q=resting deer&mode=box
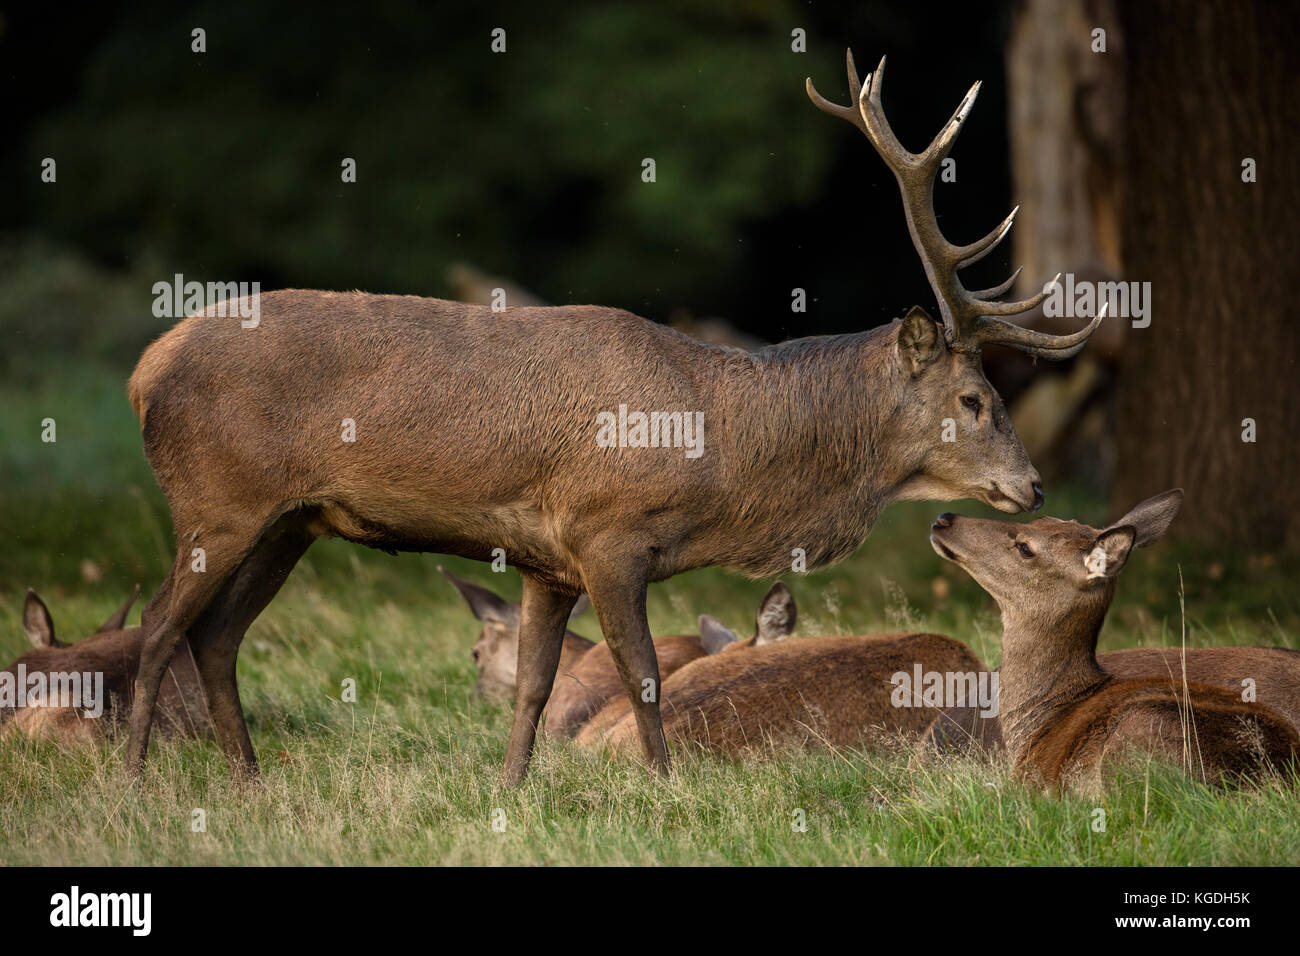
[124,50,1100,783]
[2,588,211,743]
[545,581,797,738]
[438,567,595,703]
[920,641,1300,758]
[441,567,795,737]
[575,621,991,758]
[928,491,1298,790]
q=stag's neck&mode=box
[712,325,917,573]
[996,601,1111,761]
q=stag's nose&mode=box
[1031,482,1044,511]
[932,513,955,530]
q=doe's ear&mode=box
[1111,489,1183,547]
[96,583,141,633]
[755,581,797,644]
[1084,526,1136,582]
[437,566,519,625]
[698,615,740,655]
[897,306,944,375]
[24,589,63,648]
[569,593,591,620]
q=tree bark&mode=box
[1007,0,1122,304]
[1112,0,1300,549]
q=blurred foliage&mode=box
[2,0,1015,346]
[21,2,834,310]
[0,237,167,381]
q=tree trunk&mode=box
[1112,0,1300,549]
[999,0,1125,492]
[1006,0,1122,305]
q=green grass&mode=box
[1,363,1298,866]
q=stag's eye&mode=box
[1016,541,1034,558]
[960,394,982,412]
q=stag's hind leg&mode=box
[186,518,316,780]
[127,521,271,778]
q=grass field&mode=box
[2,362,1298,866]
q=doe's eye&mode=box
[960,394,982,411]
[1016,541,1034,558]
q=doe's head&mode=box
[928,490,1184,616]
[2,586,141,742]
[439,567,589,701]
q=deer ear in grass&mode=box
[96,583,142,633]
[755,582,797,645]
[24,589,63,648]
[569,593,591,620]
[697,615,739,655]
[437,566,519,626]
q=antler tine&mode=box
[956,206,1018,268]
[845,48,863,100]
[805,48,869,135]
[976,299,1109,357]
[923,79,982,167]
[973,272,1060,316]
[857,55,973,339]
[858,55,922,171]
[970,267,1022,301]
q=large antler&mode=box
[806,50,1104,359]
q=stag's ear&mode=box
[698,615,739,654]
[437,566,519,625]
[755,581,797,644]
[24,589,62,648]
[1084,526,1136,582]
[569,593,591,620]
[897,306,944,375]
[96,583,141,633]
[1110,489,1183,548]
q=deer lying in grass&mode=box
[575,615,991,758]
[441,567,796,737]
[1,588,211,743]
[928,490,1298,790]
[920,644,1300,758]
[438,568,595,704]
[124,50,1101,783]
[546,581,797,738]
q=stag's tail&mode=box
[127,326,190,430]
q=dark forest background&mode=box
[0,1,1018,352]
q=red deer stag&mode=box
[124,50,1100,783]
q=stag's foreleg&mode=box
[578,554,669,775]
[499,574,580,786]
